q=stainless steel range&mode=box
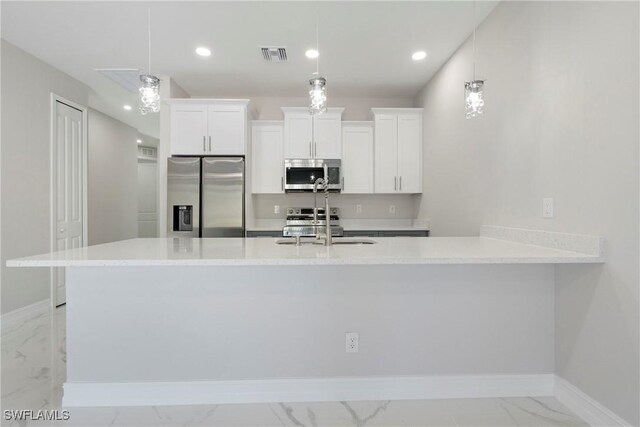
[282,207,344,237]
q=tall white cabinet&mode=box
[372,108,423,194]
[169,99,250,156]
[342,122,374,193]
[281,107,344,159]
[251,121,284,194]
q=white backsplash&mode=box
[253,194,419,220]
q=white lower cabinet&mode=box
[251,121,284,194]
[342,122,374,194]
[372,108,423,194]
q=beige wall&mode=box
[247,96,414,121]
[0,40,89,314]
[414,2,639,423]
[87,109,138,245]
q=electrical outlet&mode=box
[356,204,362,214]
[389,205,396,214]
[274,205,280,214]
[345,332,359,353]
[542,198,553,218]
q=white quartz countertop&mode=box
[247,219,431,232]
[8,236,604,267]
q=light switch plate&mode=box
[356,204,362,214]
[274,205,280,214]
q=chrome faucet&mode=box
[313,164,332,246]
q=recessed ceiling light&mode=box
[412,51,427,61]
[136,139,142,144]
[123,105,132,111]
[195,47,211,57]
[305,49,319,59]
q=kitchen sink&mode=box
[275,238,377,245]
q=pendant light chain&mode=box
[472,0,476,81]
[139,7,160,115]
[316,15,319,76]
[148,8,151,75]
[464,0,485,119]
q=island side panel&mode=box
[65,264,553,385]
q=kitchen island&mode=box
[8,226,604,407]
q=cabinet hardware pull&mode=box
[281,177,284,191]
[309,141,312,157]
[399,176,402,191]
[208,136,212,152]
[203,136,206,152]
[314,141,317,158]
[394,176,397,191]
[341,177,344,189]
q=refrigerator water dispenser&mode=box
[173,205,193,232]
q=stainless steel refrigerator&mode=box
[167,157,245,238]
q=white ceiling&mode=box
[1,1,498,138]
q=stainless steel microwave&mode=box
[284,159,341,192]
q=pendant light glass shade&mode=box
[309,76,327,115]
[464,79,484,119]
[139,74,160,115]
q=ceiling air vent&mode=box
[260,46,288,62]
[95,68,140,93]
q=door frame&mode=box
[49,93,88,308]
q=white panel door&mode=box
[342,124,374,193]
[397,114,422,193]
[284,113,313,159]
[137,162,158,237]
[208,105,245,155]
[53,101,84,305]
[313,114,342,159]
[170,104,208,155]
[374,115,398,193]
[251,123,284,193]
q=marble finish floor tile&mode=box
[1,306,588,427]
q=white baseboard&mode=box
[1,299,51,335]
[63,373,554,407]
[554,376,631,427]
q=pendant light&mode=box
[464,0,485,119]
[139,9,160,115]
[309,17,327,115]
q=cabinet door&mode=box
[284,113,313,159]
[374,115,398,193]
[342,124,373,193]
[397,114,422,193]
[251,123,284,193]
[313,114,342,159]
[170,104,208,155]
[207,105,245,155]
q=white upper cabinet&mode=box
[283,111,313,158]
[342,122,374,194]
[313,114,342,158]
[282,107,344,159]
[169,100,249,156]
[251,121,284,194]
[372,108,423,194]
[170,104,208,155]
